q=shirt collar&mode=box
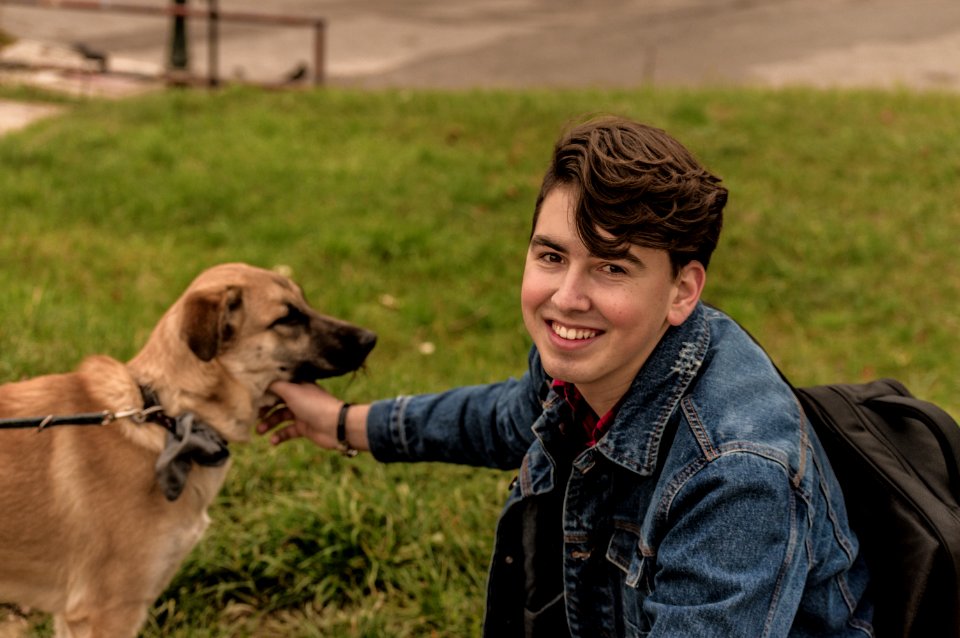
[552,379,623,447]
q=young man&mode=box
[259,116,874,636]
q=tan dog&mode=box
[0,263,376,637]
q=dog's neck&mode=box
[128,343,258,443]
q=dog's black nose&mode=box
[356,329,377,356]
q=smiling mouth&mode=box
[550,321,599,341]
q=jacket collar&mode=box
[591,302,710,476]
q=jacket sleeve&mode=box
[365,347,549,469]
[641,452,812,637]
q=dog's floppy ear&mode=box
[181,286,243,362]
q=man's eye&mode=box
[601,263,628,275]
[539,252,563,264]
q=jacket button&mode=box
[504,555,515,565]
[574,454,595,475]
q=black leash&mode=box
[0,384,230,502]
[0,385,171,433]
[0,411,115,430]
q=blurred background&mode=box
[1,0,959,92]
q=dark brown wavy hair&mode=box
[533,116,728,273]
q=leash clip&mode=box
[107,405,165,425]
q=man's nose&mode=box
[552,269,591,312]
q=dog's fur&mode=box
[0,263,376,637]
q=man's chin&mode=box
[539,354,582,385]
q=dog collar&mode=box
[138,385,180,434]
[139,385,231,501]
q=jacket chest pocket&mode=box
[606,528,655,637]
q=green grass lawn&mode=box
[1,86,958,636]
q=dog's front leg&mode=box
[53,602,149,638]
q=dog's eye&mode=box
[270,306,308,329]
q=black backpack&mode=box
[724,307,960,636]
[791,379,960,637]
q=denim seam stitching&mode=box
[392,395,412,457]
[681,396,718,461]
[761,485,799,637]
[810,446,857,561]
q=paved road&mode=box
[2,0,960,90]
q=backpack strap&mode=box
[866,394,960,496]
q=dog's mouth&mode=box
[290,361,357,383]
[289,329,378,383]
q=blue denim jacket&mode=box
[367,303,874,637]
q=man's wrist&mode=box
[336,402,358,457]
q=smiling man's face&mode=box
[520,185,703,415]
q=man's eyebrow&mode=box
[613,249,646,267]
[529,235,567,253]
[531,234,647,267]
[530,235,647,268]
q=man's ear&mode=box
[667,261,706,327]
[181,286,243,361]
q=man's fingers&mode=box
[268,424,299,445]
[257,404,294,435]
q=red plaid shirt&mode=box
[552,379,622,447]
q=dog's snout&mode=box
[292,321,377,383]
[333,325,376,364]
[355,328,377,355]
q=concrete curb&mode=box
[0,39,164,135]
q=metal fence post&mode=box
[3,0,326,86]
[169,0,189,72]
[207,0,218,86]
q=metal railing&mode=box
[0,0,326,86]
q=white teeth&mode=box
[552,322,597,340]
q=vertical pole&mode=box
[207,0,219,86]
[313,20,325,85]
[169,0,189,74]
